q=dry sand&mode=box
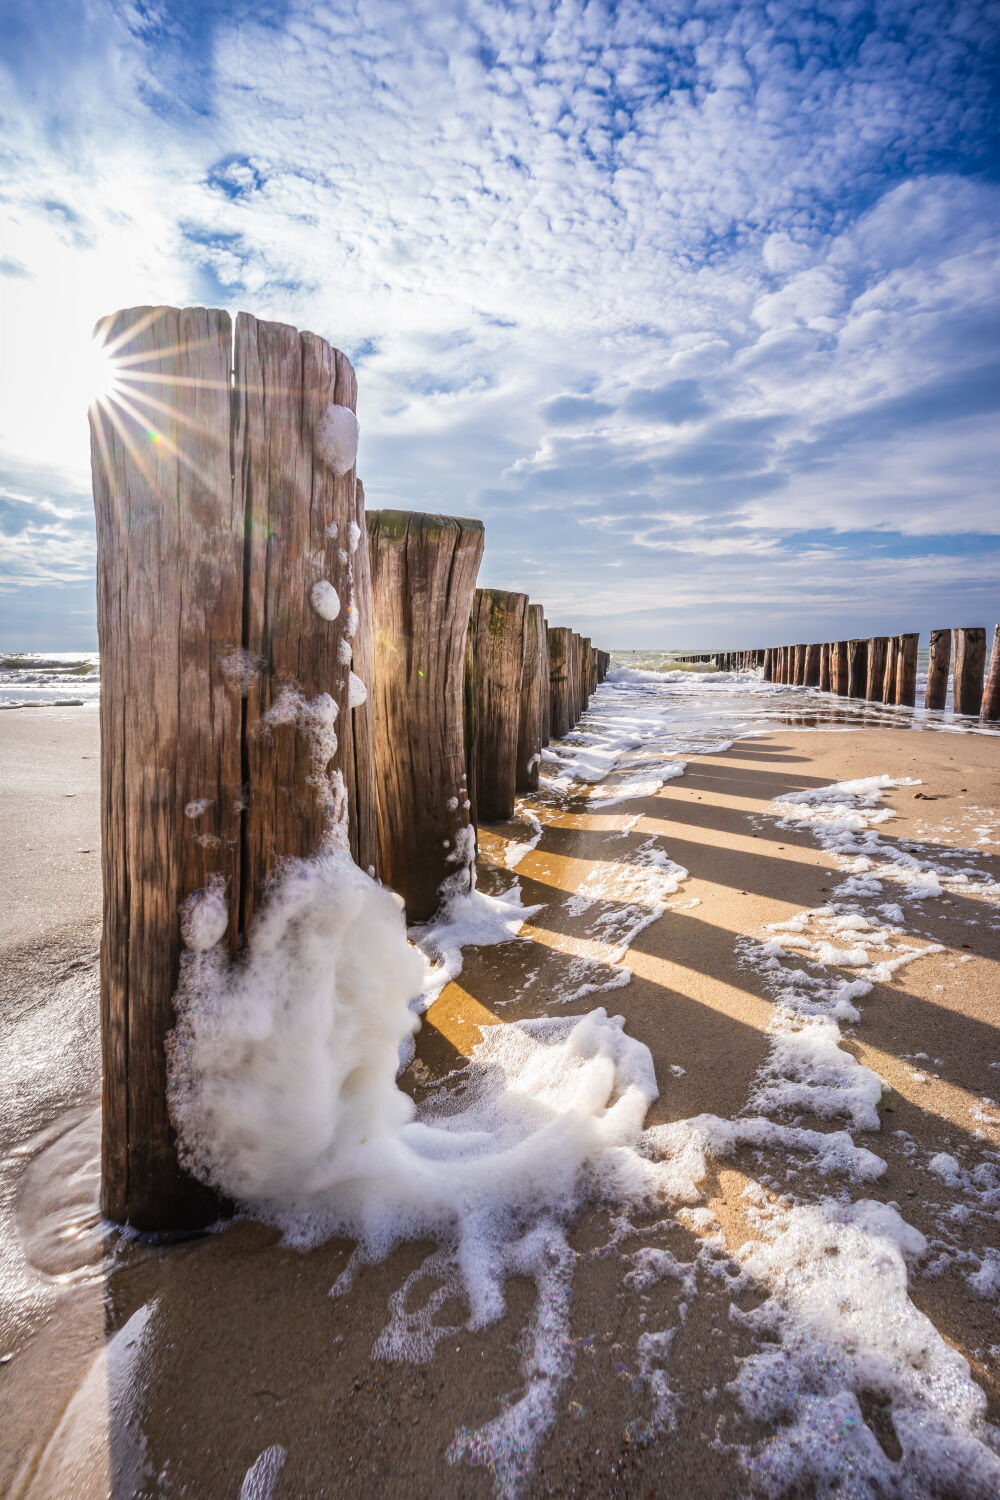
[1,709,998,1498]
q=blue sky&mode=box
[1,0,999,648]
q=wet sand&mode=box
[1,709,998,1498]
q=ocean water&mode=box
[606,649,997,746]
[1,647,994,737]
[0,652,100,709]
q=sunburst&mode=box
[88,310,232,496]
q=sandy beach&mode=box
[1,704,998,1498]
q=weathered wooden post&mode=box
[470,588,528,819]
[762,647,773,682]
[833,641,849,696]
[580,636,592,709]
[804,643,820,687]
[367,510,484,919]
[569,632,582,726]
[517,604,546,793]
[981,626,1000,722]
[846,639,868,698]
[91,305,374,1231]
[540,620,552,744]
[925,629,951,711]
[865,637,888,703]
[818,642,830,692]
[895,632,919,709]
[549,627,572,739]
[953,627,986,716]
[882,636,899,704]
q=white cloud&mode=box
[0,0,998,645]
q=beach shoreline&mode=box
[1,706,998,1498]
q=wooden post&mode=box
[981,625,1000,722]
[925,629,951,711]
[804,643,820,687]
[953,627,986,716]
[367,509,484,920]
[818,642,830,692]
[846,639,868,698]
[517,604,546,793]
[882,635,899,704]
[540,620,552,744]
[865,637,888,703]
[762,647,773,682]
[580,636,592,709]
[895,632,919,709]
[91,305,374,1231]
[549,627,572,739]
[470,588,528,820]
[832,641,849,696]
[568,632,582,726]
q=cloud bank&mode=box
[1,0,998,646]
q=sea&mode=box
[0,646,995,744]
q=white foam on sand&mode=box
[167,726,1000,1497]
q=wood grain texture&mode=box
[832,641,849,696]
[470,589,528,821]
[804,643,820,688]
[980,625,1000,723]
[366,509,484,919]
[895,632,919,709]
[865,637,888,703]
[925,629,952,712]
[540,620,551,744]
[568,633,581,726]
[517,604,546,793]
[818,643,830,692]
[91,305,243,1229]
[882,635,899,704]
[847,638,868,699]
[234,315,372,928]
[348,479,379,875]
[953,627,986,716]
[548,626,572,740]
[579,636,592,709]
[92,306,375,1230]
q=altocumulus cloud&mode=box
[1,0,998,645]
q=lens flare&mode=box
[83,338,120,410]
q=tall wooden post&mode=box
[925,629,951,711]
[804,643,820,687]
[568,633,582,726]
[895,632,919,709]
[549,627,572,739]
[865,637,888,703]
[91,305,374,1231]
[882,636,899,704]
[517,604,546,793]
[832,641,849,696]
[981,625,1000,722]
[470,588,528,820]
[818,642,830,692]
[540,620,552,743]
[953,628,986,716]
[580,636,592,709]
[367,510,484,920]
[846,639,867,698]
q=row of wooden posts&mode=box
[90,306,611,1231]
[676,629,1000,720]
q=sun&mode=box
[83,336,120,410]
